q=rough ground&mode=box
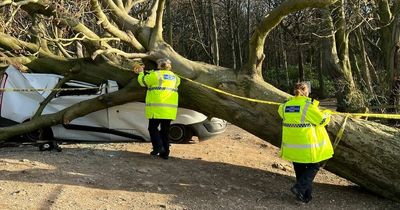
[0,124,399,210]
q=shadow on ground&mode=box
[0,146,399,209]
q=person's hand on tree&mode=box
[133,63,144,74]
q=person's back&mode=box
[136,58,180,159]
[139,69,180,120]
[278,95,333,163]
[277,82,333,203]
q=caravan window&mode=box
[57,80,102,96]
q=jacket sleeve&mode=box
[278,103,284,119]
[137,72,146,87]
[306,103,331,126]
[175,74,181,87]
[137,71,158,87]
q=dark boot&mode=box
[150,147,165,156]
[290,186,308,203]
[159,150,170,159]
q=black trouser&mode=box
[148,119,171,155]
[292,162,320,201]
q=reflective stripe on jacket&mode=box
[278,96,333,163]
[138,70,180,120]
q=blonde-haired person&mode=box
[278,82,333,203]
[134,58,180,159]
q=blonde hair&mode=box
[157,58,172,70]
[294,82,309,96]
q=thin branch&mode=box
[363,32,382,52]
[311,32,336,38]
[55,42,73,58]
[347,16,367,35]
[4,5,21,28]
[43,32,120,44]
[189,38,213,61]
[92,48,147,60]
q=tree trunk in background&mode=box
[376,0,400,90]
[189,0,211,62]
[199,0,210,53]
[166,0,173,47]
[235,0,243,68]
[367,56,380,86]
[348,2,373,96]
[208,0,219,66]
[354,28,373,94]
[280,30,290,91]
[318,46,326,98]
[298,42,305,81]
[246,0,250,62]
[227,0,236,69]
[330,2,365,112]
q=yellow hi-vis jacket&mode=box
[278,96,334,163]
[138,70,180,120]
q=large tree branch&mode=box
[245,0,338,77]
[32,72,74,119]
[103,0,140,26]
[102,0,151,48]
[91,0,146,52]
[149,0,165,49]
[144,0,160,27]
[0,81,145,140]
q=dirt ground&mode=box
[0,124,399,210]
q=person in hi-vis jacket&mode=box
[278,82,333,203]
[134,59,180,159]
